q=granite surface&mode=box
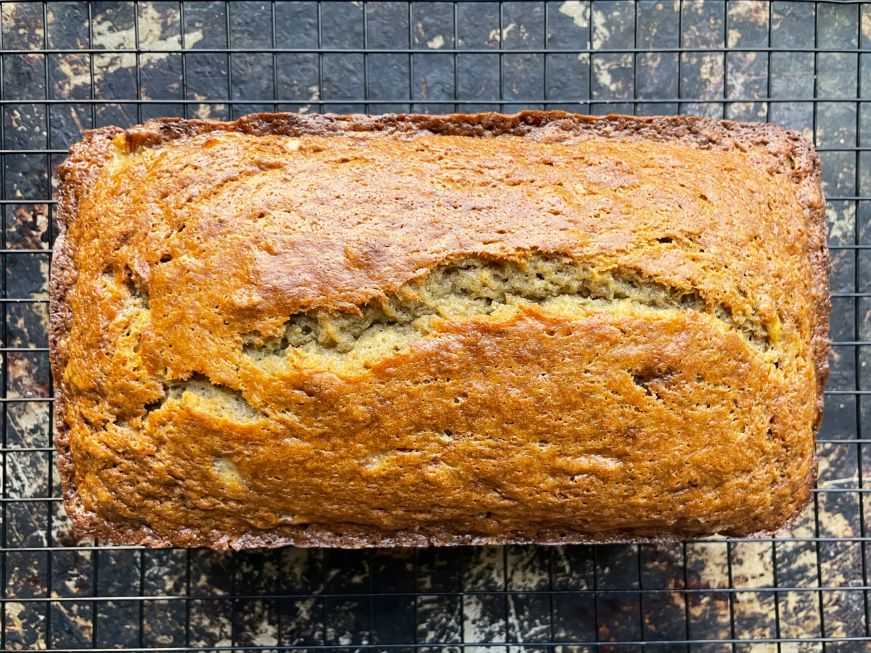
[1,1,869,650]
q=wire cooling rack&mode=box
[1,0,869,650]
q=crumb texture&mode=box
[243,254,773,373]
[51,112,827,548]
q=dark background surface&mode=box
[1,0,869,650]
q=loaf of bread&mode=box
[51,111,829,548]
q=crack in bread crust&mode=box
[138,252,779,424]
[243,254,773,373]
[51,111,829,549]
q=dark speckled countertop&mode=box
[1,1,869,650]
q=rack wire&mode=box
[0,0,868,650]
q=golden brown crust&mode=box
[51,111,829,549]
[51,125,124,538]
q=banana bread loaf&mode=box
[50,111,829,548]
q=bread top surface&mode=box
[51,112,829,547]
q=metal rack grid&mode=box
[1,0,869,650]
